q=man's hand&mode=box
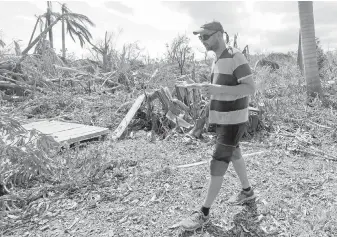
[175,82,217,97]
[200,84,214,97]
[176,82,204,89]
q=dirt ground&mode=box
[2,129,336,237]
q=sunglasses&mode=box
[198,31,218,41]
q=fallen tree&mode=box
[112,81,263,141]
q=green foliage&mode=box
[0,115,60,190]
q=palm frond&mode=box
[66,21,77,43]
[67,13,95,27]
[69,20,93,40]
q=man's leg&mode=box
[180,147,231,231]
[229,147,256,204]
[203,160,229,208]
[231,148,250,189]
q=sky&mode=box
[0,0,337,61]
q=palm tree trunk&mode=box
[22,14,65,56]
[47,1,54,49]
[298,1,322,98]
[62,7,66,59]
[28,16,41,46]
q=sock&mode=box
[201,206,210,216]
[243,187,251,192]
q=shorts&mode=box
[210,123,247,176]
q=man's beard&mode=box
[204,41,219,52]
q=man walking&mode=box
[180,21,256,231]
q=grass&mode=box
[1,52,337,237]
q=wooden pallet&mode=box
[22,120,109,145]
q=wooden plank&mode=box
[111,94,146,140]
[52,126,107,139]
[23,121,83,134]
[20,120,109,145]
[22,120,58,129]
[54,127,108,144]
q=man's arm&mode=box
[209,76,255,96]
[209,52,256,96]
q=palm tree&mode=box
[22,14,65,56]
[298,1,322,98]
[46,1,54,49]
[60,3,95,59]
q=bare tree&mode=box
[196,47,208,64]
[142,51,152,65]
[121,41,144,69]
[233,33,238,48]
[165,42,178,64]
[242,45,250,61]
[87,31,119,72]
[167,34,192,75]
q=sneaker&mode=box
[180,210,210,231]
[228,189,256,204]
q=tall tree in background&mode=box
[166,34,192,75]
[46,1,54,48]
[298,1,322,98]
[87,31,115,72]
[61,3,95,60]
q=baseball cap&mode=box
[193,21,225,35]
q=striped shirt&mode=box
[209,47,252,125]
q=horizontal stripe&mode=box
[210,97,249,112]
[238,74,253,83]
[211,93,246,101]
[233,52,248,69]
[209,108,249,125]
[212,58,234,74]
[211,73,237,86]
[234,64,252,80]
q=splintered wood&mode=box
[111,94,146,140]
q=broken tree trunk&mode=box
[175,83,208,138]
[145,87,193,129]
[188,102,209,138]
[111,93,146,140]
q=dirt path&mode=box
[3,131,337,237]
